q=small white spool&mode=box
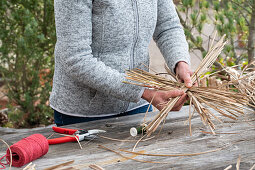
[130,127,138,137]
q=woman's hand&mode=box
[142,89,187,111]
[175,61,193,88]
[141,61,192,111]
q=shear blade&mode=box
[88,129,106,135]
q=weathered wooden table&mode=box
[1,106,255,170]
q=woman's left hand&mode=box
[175,61,193,88]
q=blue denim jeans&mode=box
[54,104,153,126]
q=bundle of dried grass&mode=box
[124,34,251,136]
[224,63,255,107]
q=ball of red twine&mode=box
[5,134,49,167]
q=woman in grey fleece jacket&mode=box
[50,0,193,125]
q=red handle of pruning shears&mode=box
[48,136,78,145]
[52,126,78,135]
[48,127,80,145]
[48,126,105,145]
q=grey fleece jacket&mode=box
[50,0,190,117]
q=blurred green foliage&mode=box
[0,0,56,128]
[177,0,252,68]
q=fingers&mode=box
[156,103,166,111]
[175,61,193,88]
[171,94,187,111]
[165,90,184,99]
[156,90,186,111]
[180,69,192,88]
[141,89,187,111]
[183,74,192,88]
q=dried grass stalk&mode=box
[119,147,222,157]
[89,164,105,170]
[224,63,255,108]
[124,34,251,136]
[98,145,169,164]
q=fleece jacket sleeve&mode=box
[153,0,190,73]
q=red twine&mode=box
[0,155,8,169]
[0,134,49,168]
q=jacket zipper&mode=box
[131,0,139,69]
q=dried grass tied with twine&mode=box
[124,33,252,136]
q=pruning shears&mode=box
[48,126,106,145]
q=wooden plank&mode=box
[0,106,254,169]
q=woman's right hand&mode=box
[141,88,187,111]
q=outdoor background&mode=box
[0,0,254,128]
